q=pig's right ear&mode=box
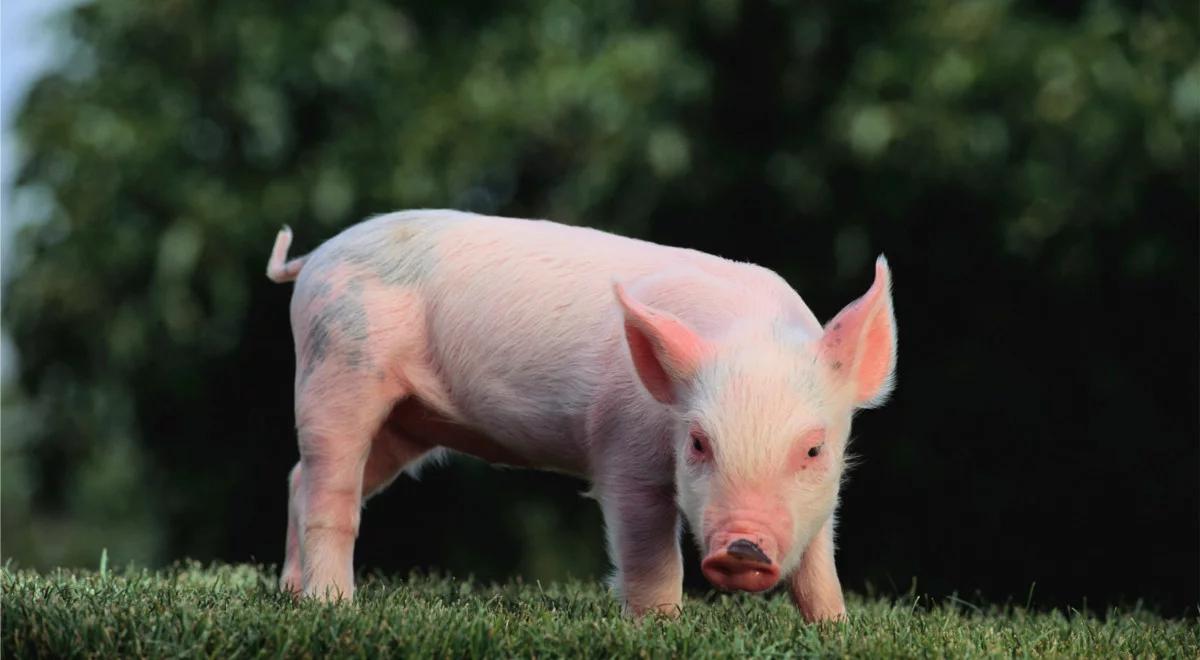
[614,283,708,405]
[820,256,898,409]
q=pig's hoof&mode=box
[625,601,683,619]
[304,584,354,603]
[805,609,849,624]
[279,573,302,598]
[278,561,306,598]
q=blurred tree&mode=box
[3,0,1196,611]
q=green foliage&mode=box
[2,563,1194,658]
[826,0,1197,277]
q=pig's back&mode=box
[405,211,816,457]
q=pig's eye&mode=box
[789,429,827,473]
[688,431,710,462]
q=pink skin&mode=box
[266,210,897,620]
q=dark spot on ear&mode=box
[833,322,842,330]
[831,360,842,371]
[808,445,822,458]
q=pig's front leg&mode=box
[788,517,848,622]
[599,480,684,617]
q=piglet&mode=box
[267,210,897,621]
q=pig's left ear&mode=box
[820,255,897,408]
[614,283,709,405]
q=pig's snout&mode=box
[701,537,782,593]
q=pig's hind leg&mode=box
[280,462,305,594]
[291,350,422,602]
[281,424,429,597]
[286,270,441,601]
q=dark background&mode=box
[3,0,1197,615]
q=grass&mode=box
[2,562,1195,658]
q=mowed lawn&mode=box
[2,563,1194,658]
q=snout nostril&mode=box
[726,539,771,564]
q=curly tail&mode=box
[266,225,308,283]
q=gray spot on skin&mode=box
[291,212,453,385]
[305,316,332,368]
[356,231,437,286]
[304,279,334,302]
[319,215,441,288]
[299,279,370,383]
[831,360,842,371]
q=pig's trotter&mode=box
[788,518,848,622]
[600,483,684,617]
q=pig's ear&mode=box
[614,283,708,405]
[820,256,897,408]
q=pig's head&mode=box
[614,257,896,593]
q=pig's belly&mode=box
[384,397,589,477]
